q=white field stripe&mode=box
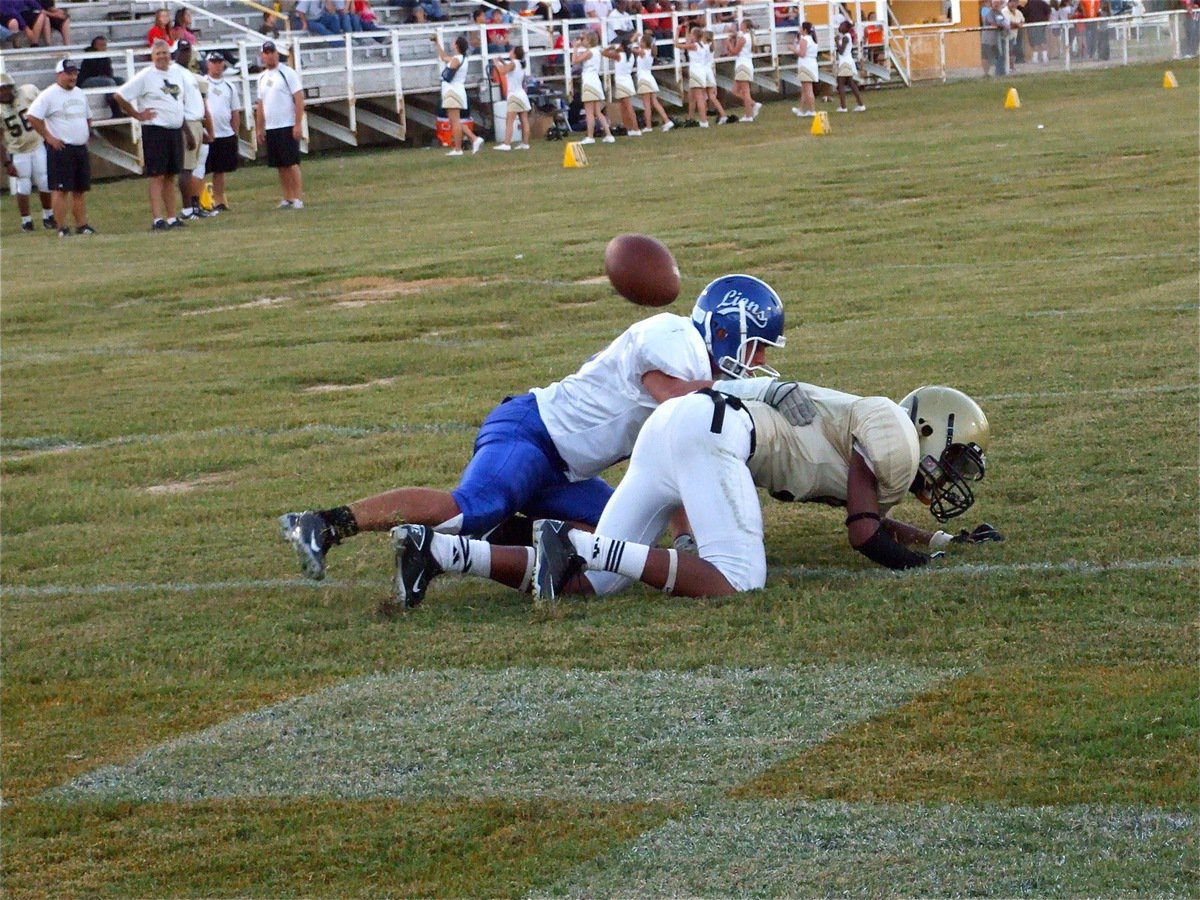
[4,382,1195,461]
[5,556,1195,601]
[47,665,949,804]
[979,383,1198,402]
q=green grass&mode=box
[2,62,1198,896]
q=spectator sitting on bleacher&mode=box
[2,0,51,47]
[607,0,635,41]
[146,8,171,46]
[487,8,511,51]
[295,0,341,36]
[79,35,125,118]
[467,6,486,52]
[172,8,199,49]
[260,10,282,38]
[36,0,68,46]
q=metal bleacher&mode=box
[0,0,906,174]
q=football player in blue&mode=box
[280,273,813,587]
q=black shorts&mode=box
[46,142,91,192]
[142,124,183,177]
[265,126,300,168]
[206,134,239,174]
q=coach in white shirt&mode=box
[27,58,94,236]
[255,40,304,209]
[114,38,189,230]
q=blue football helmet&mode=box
[691,274,786,379]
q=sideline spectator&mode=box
[790,20,819,117]
[980,0,1009,76]
[634,30,673,130]
[173,41,214,220]
[4,0,51,46]
[493,45,532,150]
[255,40,305,207]
[1024,0,1052,62]
[78,35,124,118]
[1186,0,1200,58]
[203,52,241,211]
[0,73,56,230]
[37,0,68,45]
[607,0,636,41]
[1003,0,1025,66]
[1078,0,1100,57]
[27,59,94,236]
[834,18,865,111]
[171,8,198,48]
[146,7,171,45]
[114,39,187,229]
[295,0,340,36]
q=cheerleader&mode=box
[571,31,615,144]
[602,36,641,136]
[727,19,761,122]
[635,31,673,131]
[493,46,532,150]
[791,21,819,117]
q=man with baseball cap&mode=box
[255,40,304,209]
[203,50,242,211]
[27,58,95,236]
[0,71,56,231]
[171,39,215,220]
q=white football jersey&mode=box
[532,313,713,480]
[746,385,920,511]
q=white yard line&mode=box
[5,556,1195,601]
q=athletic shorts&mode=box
[46,142,91,192]
[206,134,239,174]
[142,124,183,177]
[451,392,614,537]
[584,392,765,596]
[182,120,203,169]
[265,126,300,168]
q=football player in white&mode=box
[393,384,1002,605]
[0,73,56,231]
[281,273,815,593]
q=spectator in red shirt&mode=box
[146,7,170,46]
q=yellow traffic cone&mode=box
[1163,70,1178,89]
[1004,87,1021,109]
[810,111,831,135]
[562,142,589,168]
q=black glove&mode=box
[951,523,1005,544]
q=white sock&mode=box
[569,531,649,580]
[516,547,535,592]
[42,210,53,220]
[430,532,491,578]
[21,216,31,225]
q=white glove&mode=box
[929,530,955,551]
[713,378,817,427]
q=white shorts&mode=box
[581,72,604,103]
[734,60,754,82]
[506,89,531,114]
[9,144,48,195]
[611,74,635,101]
[636,73,659,95]
[584,392,766,596]
[441,83,467,110]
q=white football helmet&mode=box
[899,385,989,522]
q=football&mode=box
[603,234,681,307]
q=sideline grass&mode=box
[2,63,1197,896]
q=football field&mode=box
[2,62,1197,896]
